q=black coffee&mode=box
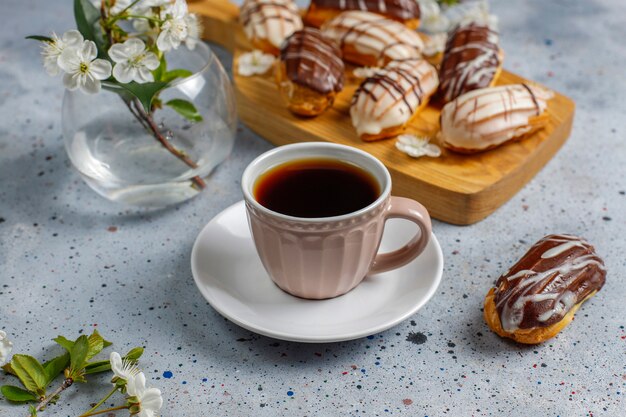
[254,158,380,218]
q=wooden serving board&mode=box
[190,0,575,225]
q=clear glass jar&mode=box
[62,41,237,207]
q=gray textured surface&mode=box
[1,0,625,416]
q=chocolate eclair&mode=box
[276,28,345,117]
[304,0,420,29]
[439,84,553,153]
[484,234,607,344]
[321,11,424,67]
[436,22,502,103]
[240,0,303,56]
[350,58,439,141]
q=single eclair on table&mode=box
[276,28,345,117]
[321,11,424,67]
[240,0,303,56]
[350,58,439,141]
[304,0,421,29]
[436,21,502,104]
[484,234,606,344]
[439,83,553,153]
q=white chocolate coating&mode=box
[439,84,553,152]
[321,11,424,66]
[240,0,303,50]
[350,59,439,137]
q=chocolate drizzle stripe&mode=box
[521,83,541,116]
[351,59,438,135]
[494,234,606,331]
[438,22,500,102]
[310,0,420,20]
[280,28,344,94]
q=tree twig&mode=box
[130,99,207,190]
[27,378,73,417]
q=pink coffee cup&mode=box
[242,142,432,299]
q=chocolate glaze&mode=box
[310,0,420,21]
[494,234,606,332]
[280,28,345,94]
[438,23,500,102]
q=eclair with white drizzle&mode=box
[304,0,421,29]
[240,0,303,56]
[436,21,503,103]
[439,83,553,153]
[350,58,439,141]
[276,28,345,116]
[484,234,606,345]
[321,11,424,67]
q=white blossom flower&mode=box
[41,30,84,76]
[157,0,189,52]
[237,50,274,76]
[109,38,159,83]
[184,13,202,50]
[0,331,13,365]
[58,40,112,94]
[352,66,381,79]
[422,32,447,57]
[126,372,163,417]
[110,351,141,382]
[416,0,450,34]
[395,134,442,158]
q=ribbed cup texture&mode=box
[246,199,388,299]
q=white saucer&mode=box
[191,201,444,343]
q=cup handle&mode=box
[368,196,432,275]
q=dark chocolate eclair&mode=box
[438,22,501,103]
[309,0,420,22]
[494,234,606,332]
[280,28,345,94]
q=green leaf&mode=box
[84,360,111,375]
[25,35,53,43]
[84,347,143,375]
[69,335,89,377]
[74,0,101,43]
[53,335,74,352]
[153,55,167,82]
[166,99,203,122]
[2,362,16,376]
[74,0,107,57]
[115,81,169,113]
[42,353,70,385]
[124,347,144,361]
[86,331,104,360]
[1,385,38,402]
[29,404,38,416]
[10,355,47,394]
[161,69,193,83]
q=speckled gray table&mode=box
[1,0,625,416]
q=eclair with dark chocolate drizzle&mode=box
[436,21,503,103]
[350,58,438,141]
[276,28,345,116]
[484,234,606,344]
[240,0,303,55]
[304,0,421,29]
[321,11,424,67]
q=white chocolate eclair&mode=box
[321,11,424,67]
[350,58,439,141]
[240,0,303,56]
[439,84,554,153]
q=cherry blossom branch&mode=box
[130,98,207,190]
[27,378,73,417]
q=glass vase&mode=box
[62,41,237,208]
